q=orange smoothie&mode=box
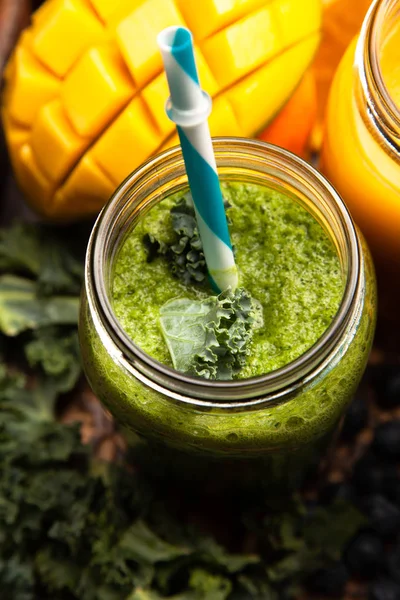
[380,20,400,109]
[322,37,400,268]
[321,4,400,330]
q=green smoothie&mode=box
[112,182,344,378]
[80,170,375,492]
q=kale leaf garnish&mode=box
[160,288,263,380]
[144,194,231,286]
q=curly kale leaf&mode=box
[0,223,42,276]
[25,326,82,393]
[0,221,86,296]
[159,288,263,380]
[144,194,220,286]
[0,275,79,336]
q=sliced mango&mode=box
[274,0,321,48]
[31,100,91,183]
[176,0,269,41]
[115,0,185,87]
[88,0,144,24]
[227,34,320,135]
[18,144,56,213]
[4,45,60,127]
[208,96,243,137]
[1,111,30,168]
[2,0,321,221]
[91,96,160,185]
[201,5,282,88]
[31,0,106,77]
[62,43,135,137]
[53,153,115,217]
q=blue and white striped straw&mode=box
[157,26,238,293]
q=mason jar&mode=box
[79,138,376,494]
[321,0,400,330]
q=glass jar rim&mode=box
[356,0,400,148]
[87,138,360,408]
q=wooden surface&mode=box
[0,0,30,72]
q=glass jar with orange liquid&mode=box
[322,0,400,333]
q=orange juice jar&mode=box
[322,0,400,329]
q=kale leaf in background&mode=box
[0,358,365,600]
[0,219,397,600]
[25,326,81,393]
[0,221,86,296]
[0,221,86,392]
[0,275,79,336]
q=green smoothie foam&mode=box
[112,182,344,378]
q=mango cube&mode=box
[31,100,91,183]
[54,153,115,217]
[1,111,29,168]
[115,0,185,87]
[5,46,60,126]
[92,96,160,185]
[31,0,106,77]
[88,0,144,24]
[208,96,243,137]
[62,44,135,137]
[227,34,320,135]
[201,5,281,88]
[274,0,321,47]
[19,144,55,212]
[176,0,268,40]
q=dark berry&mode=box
[308,562,349,597]
[371,365,400,407]
[386,542,400,584]
[340,394,369,441]
[320,482,355,505]
[363,495,400,539]
[353,453,386,495]
[383,374,400,409]
[383,471,400,506]
[352,453,399,497]
[373,366,400,409]
[373,421,400,461]
[345,531,384,577]
[369,578,400,600]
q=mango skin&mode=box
[2,0,321,221]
